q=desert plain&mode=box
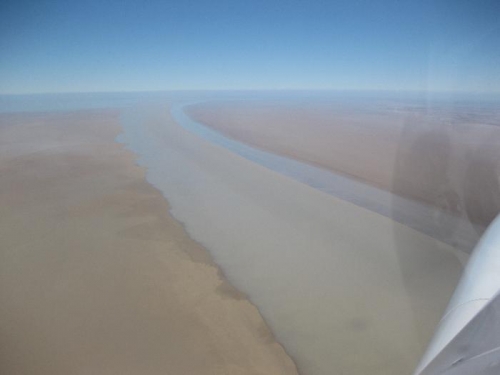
[0,108,298,375]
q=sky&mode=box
[1,0,499,94]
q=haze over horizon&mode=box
[1,0,499,94]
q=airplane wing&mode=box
[419,291,500,374]
[415,215,500,374]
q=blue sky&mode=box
[1,0,499,93]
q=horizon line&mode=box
[2,88,500,97]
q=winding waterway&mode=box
[172,102,479,254]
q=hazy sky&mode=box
[1,0,499,94]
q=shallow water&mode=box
[119,102,464,375]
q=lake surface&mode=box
[118,100,464,375]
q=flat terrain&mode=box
[0,110,298,375]
[120,104,465,375]
[188,100,500,229]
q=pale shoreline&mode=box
[173,103,480,253]
[0,109,299,375]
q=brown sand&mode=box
[187,100,500,229]
[0,110,298,375]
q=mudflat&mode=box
[0,110,298,375]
